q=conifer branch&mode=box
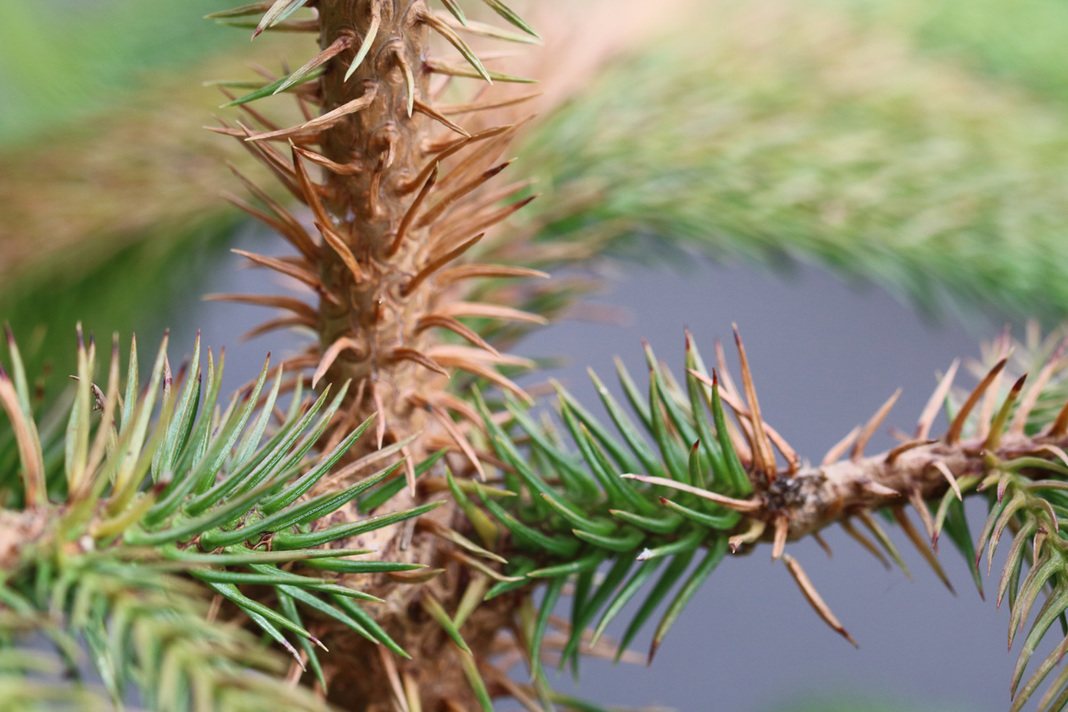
[469,327,1068,710]
[7,1,1052,708]
[0,329,439,706]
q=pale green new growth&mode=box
[0,329,434,708]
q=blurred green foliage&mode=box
[3,0,1068,359]
[0,217,236,400]
[831,0,1068,103]
[0,1,230,145]
[770,695,968,712]
[523,0,1068,323]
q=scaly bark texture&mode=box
[314,1,437,440]
[777,433,1068,542]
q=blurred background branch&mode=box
[4,0,1068,375]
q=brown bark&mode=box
[306,4,507,708]
[772,433,1068,541]
[315,0,439,445]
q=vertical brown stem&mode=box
[316,0,439,445]
[309,4,488,708]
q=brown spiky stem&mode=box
[218,3,719,707]
[767,434,1068,541]
[313,0,440,447]
[219,0,559,703]
[638,421,1068,650]
[291,3,517,708]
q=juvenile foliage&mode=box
[0,328,432,708]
